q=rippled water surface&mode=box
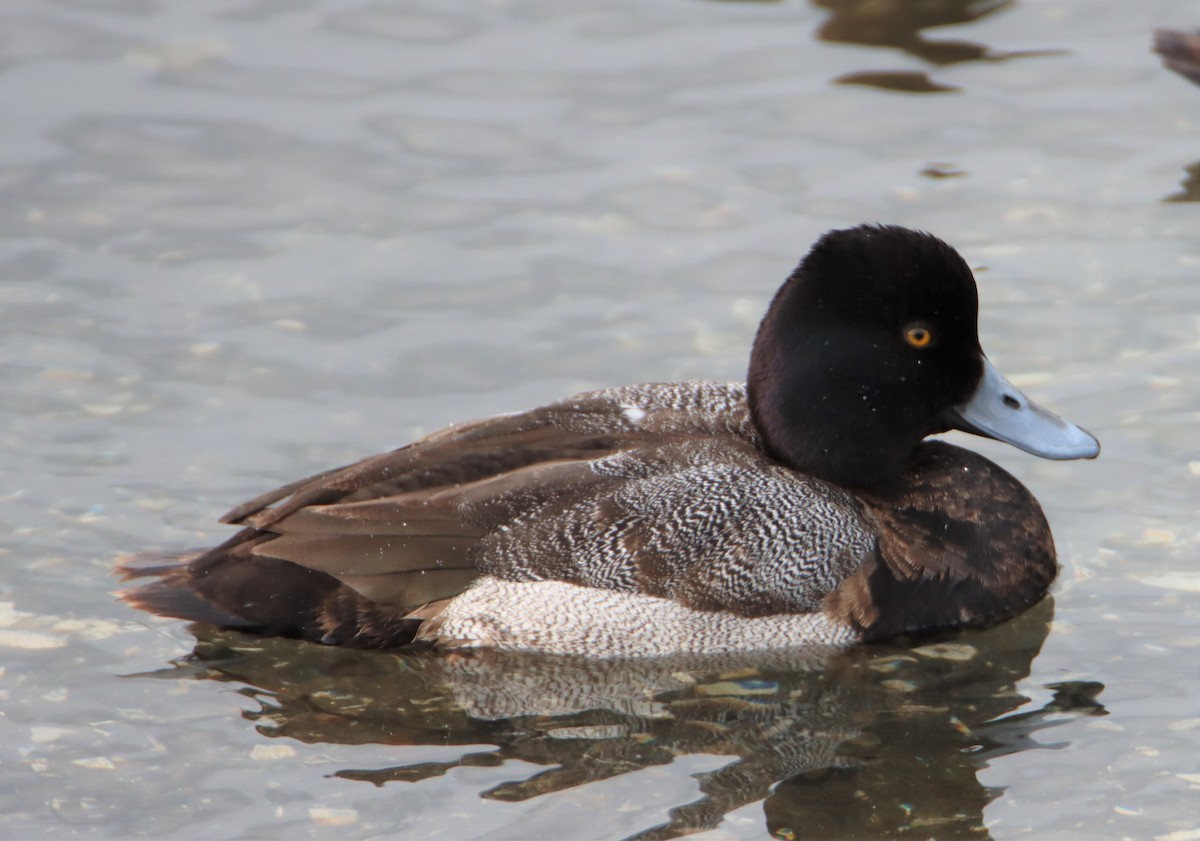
[3,1,1199,839]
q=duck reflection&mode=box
[142,597,1104,840]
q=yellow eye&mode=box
[903,324,933,348]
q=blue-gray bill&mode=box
[949,357,1101,460]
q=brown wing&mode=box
[239,454,621,606]
[118,381,759,646]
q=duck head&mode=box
[747,225,1099,489]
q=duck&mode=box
[118,224,1099,657]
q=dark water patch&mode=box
[1154,28,1200,87]
[812,0,1066,66]
[1165,161,1200,202]
[702,0,1068,93]
[834,69,959,93]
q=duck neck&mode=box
[747,373,913,490]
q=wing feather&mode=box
[121,381,782,645]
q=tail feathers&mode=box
[113,551,202,581]
[116,550,261,627]
[114,550,432,647]
[118,576,262,629]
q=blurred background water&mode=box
[2,1,1198,839]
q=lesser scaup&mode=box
[118,225,1099,656]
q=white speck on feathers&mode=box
[620,403,647,425]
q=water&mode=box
[2,1,1198,838]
